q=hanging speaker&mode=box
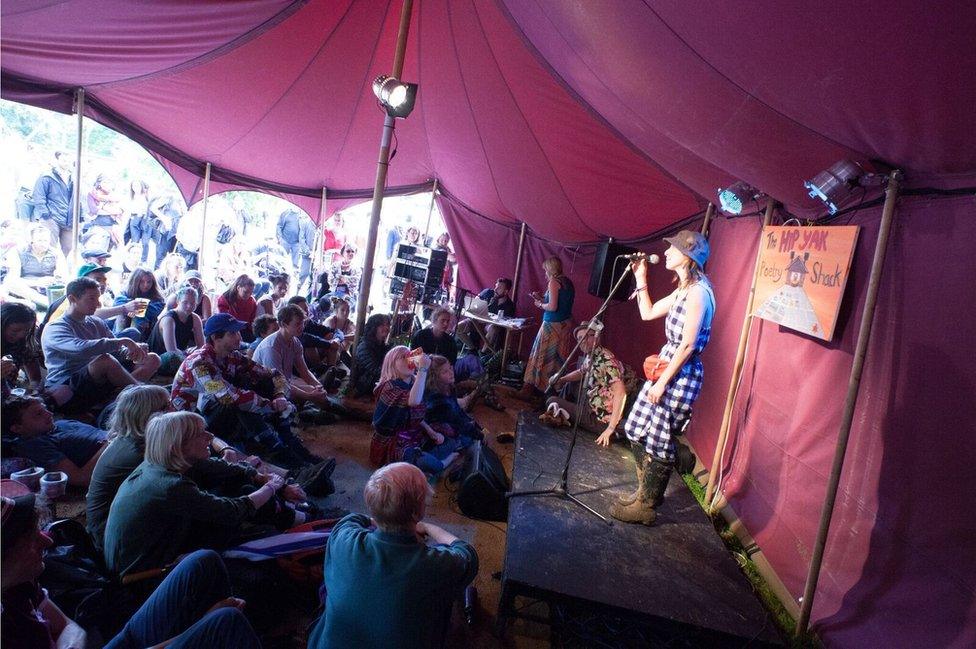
[588,241,639,300]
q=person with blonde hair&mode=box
[103,411,287,578]
[520,255,575,400]
[307,462,478,649]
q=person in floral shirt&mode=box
[545,321,627,445]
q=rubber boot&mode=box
[610,458,673,526]
[616,442,648,506]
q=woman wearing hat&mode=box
[611,230,715,526]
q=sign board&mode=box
[752,225,859,341]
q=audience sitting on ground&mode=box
[371,347,459,475]
[169,269,213,320]
[324,296,356,365]
[155,251,187,299]
[286,295,341,378]
[41,277,160,410]
[351,313,392,398]
[112,268,166,341]
[410,306,459,365]
[1,395,108,487]
[217,274,258,342]
[1,302,43,396]
[257,273,289,317]
[103,411,289,579]
[456,277,515,353]
[1,496,263,649]
[306,462,478,649]
[247,314,279,356]
[147,285,205,374]
[40,262,144,337]
[3,224,68,308]
[425,355,485,452]
[170,313,317,469]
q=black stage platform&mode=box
[499,413,782,646]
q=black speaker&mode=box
[457,443,510,522]
[588,241,639,300]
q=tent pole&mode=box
[704,200,777,509]
[701,202,715,237]
[197,163,212,272]
[70,88,85,268]
[312,187,328,293]
[352,0,414,367]
[511,222,527,298]
[796,170,902,635]
[423,178,439,243]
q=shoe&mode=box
[610,458,672,526]
[617,442,649,507]
[495,432,515,444]
[299,405,339,426]
[293,458,337,498]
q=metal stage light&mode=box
[803,159,888,214]
[716,181,760,215]
[372,74,418,118]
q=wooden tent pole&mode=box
[796,171,902,634]
[70,88,85,268]
[511,222,528,298]
[704,200,777,508]
[312,187,328,291]
[352,0,414,367]
[423,178,439,242]
[197,162,212,272]
[701,202,715,237]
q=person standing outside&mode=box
[31,150,74,256]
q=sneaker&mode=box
[298,405,339,426]
[293,458,337,498]
[496,432,515,444]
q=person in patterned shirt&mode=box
[545,321,627,442]
[171,313,318,469]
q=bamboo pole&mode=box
[423,178,439,243]
[312,187,328,290]
[701,202,715,237]
[511,222,528,298]
[351,0,414,368]
[796,171,902,634]
[70,88,85,267]
[704,200,777,508]
[197,163,212,272]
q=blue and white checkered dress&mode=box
[625,280,714,462]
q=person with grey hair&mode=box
[307,462,478,649]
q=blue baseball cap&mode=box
[204,313,248,338]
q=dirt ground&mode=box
[300,389,551,648]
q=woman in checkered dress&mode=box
[611,230,715,526]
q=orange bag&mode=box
[643,354,668,382]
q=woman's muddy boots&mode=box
[610,456,673,526]
[616,442,649,506]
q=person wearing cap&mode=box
[610,230,715,526]
[543,321,628,440]
[1,494,262,649]
[41,277,161,411]
[171,312,317,468]
[39,262,143,336]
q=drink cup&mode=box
[406,347,425,370]
[40,471,68,499]
[11,467,45,492]
[133,299,149,318]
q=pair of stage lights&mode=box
[373,74,418,118]
[717,160,886,216]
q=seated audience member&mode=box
[425,355,484,450]
[1,493,262,648]
[324,296,356,363]
[1,302,43,395]
[257,272,290,317]
[544,322,626,443]
[253,305,333,412]
[410,306,458,365]
[3,224,67,308]
[171,313,316,468]
[371,347,458,475]
[247,314,279,356]
[307,462,478,649]
[103,411,287,578]
[155,251,186,299]
[286,295,340,374]
[456,277,515,352]
[170,270,213,320]
[147,285,205,374]
[113,268,166,341]
[217,274,258,342]
[1,396,107,487]
[351,313,393,398]
[328,243,362,304]
[41,277,160,409]
[41,262,143,336]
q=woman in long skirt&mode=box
[521,256,575,398]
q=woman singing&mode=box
[611,230,714,526]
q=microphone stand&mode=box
[506,256,637,525]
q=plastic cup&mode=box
[11,467,45,492]
[40,471,68,499]
[133,299,149,318]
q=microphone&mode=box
[618,252,660,263]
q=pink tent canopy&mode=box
[4,2,975,647]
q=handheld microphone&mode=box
[618,252,660,263]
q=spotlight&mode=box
[372,74,418,118]
[717,181,760,215]
[803,159,888,214]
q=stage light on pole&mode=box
[803,159,866,214]
[717,181,759,215]
[372,74,418,118]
